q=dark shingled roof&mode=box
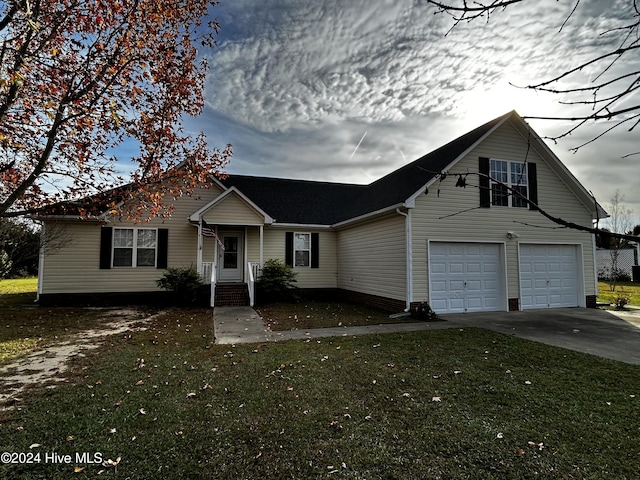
[42,112,510,222]
[219,175,366,225]
[222,112,510,224]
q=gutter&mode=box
[395,207,413,312]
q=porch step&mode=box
[215,284,250,307]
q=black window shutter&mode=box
[527,163,538,211]
[479,157,490,208]
[285,232,293,267]
[157,228,169,269]
[311,232,319,268]
[99,227,113,269]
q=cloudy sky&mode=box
[186,0,640,226]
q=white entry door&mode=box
[429,242,505,314]
[217,230,244,282]
[520,244,579,309]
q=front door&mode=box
[217,230,244,282]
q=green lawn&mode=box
[1,305,640,479]
[257,300,418,331]
[597,281,640,306]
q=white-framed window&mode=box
[294,232,311,267]
[490,159,528,208]
[112,228,157,267]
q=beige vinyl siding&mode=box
[246,226,262,264]
[261,228,338,288]
[202,192,264,225]
[40,185,223,294]
[337,213,406,301]
[411,120,596,305]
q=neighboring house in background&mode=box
[37,111,606,313]
[596,247,639,281]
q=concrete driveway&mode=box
[441,307,640,366]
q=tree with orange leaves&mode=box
[0,0,231,221]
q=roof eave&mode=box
[332,202,407,229]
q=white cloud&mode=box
[198,0,640,221]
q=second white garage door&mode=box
[429,242,505,314]
[519,244,580,309]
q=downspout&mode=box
[36,221,45,303]
[196,219,203,277]
[259,225,264,266]
[396,207,413,312]
[592,233,598,301]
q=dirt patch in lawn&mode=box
[0,308,158,411]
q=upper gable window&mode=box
[490,159,528,208]
[113,228,157,267]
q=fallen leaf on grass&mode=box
[329,420,343,430]
[139,408,146,415]
[496,433,504,439]
[432,397,442,402]
[74,466,85,473]
[135,380,144,386]
[29,443,41,449]
[102,456,121,468]
[186,392,196,398]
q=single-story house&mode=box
[37,110,606,313]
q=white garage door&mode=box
[520,244,579,309]
[429,242,505,314]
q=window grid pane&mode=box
[137,229,157,248]
[114,229,133,248]
[136,248,156,267]
[113,248,133,267]
[512,185,528,208]
[491,184,509,206]
[295,251,310,267]
[490,160,508,183]
[510,162,527,186]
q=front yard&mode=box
[597,281,640,307]
[1,280,640,479]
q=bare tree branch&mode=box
[427,0,640,153]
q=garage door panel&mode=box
[520,244,579,309]
[466,262,481,273]
[449,263,464,274]
[449,298,465,311]
[431,263,446,274]
[430,242,504,314]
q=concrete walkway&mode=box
[213,306,456,344]
[213,306,640,365]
